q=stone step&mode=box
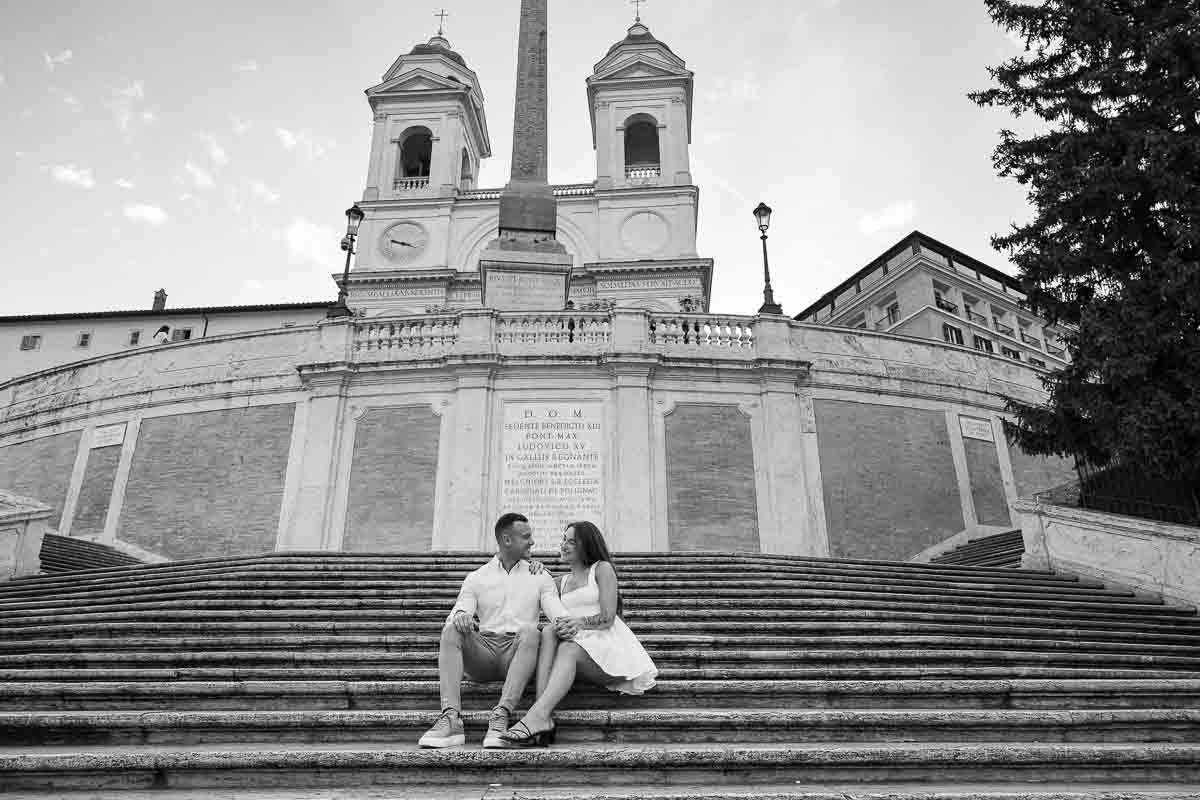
[4,635,1195,664]
[3,743,1199,791]
[8,664,1199,685]
[6,611,1197,643]
[9,784,1200,800]
[0,678,1195,712]
[2,709,1196,747]
[0,575,1145,610]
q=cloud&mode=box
[275,127,332,160]
[50,164,95,189]
[243,278,265,290]
[110,81,155,137]
[114,178,135,189]
[43,50,73,71]
[198,132,229,166]
[858,201,916,235]
[235,60,260,72]
[250,181,280,203]
[184,160,214,188]
[285,218,337,266]
[124,204,168,225]
[230,115,252,135]
[50,87,82,111]
[706,67,760,104]
[0,74,6,88]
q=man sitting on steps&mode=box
[419,512,570,749]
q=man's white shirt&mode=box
[449,555,569,634]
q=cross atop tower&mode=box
[434,8,449,36]
[630,0,646,23]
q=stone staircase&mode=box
[0,551,1198,798]
[930,530,1025,569]
[38,533,144,574]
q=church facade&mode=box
[0,21,1078,564]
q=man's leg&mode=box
[420,622,476,748]
[497,623,542,712]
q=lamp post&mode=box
[753,202,782,315]
[328,204,365,318]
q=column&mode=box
[946,409,980,534]
[609,359,656,552]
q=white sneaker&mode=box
[418,709,465,748]
[481,705,510,749]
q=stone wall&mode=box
[1009,445,1078,499]
[344,406,440,552]
[0,431,81,527]
[963,438,1011,527]
[119,405,296,560]
[665,404,759,552]
[815,399,964,561]
[71,444,122,539]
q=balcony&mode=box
[625,164,661,183]
[993,319,1015,336]
[934,297,959,315]
[875,309,901,329]
[1047,344,1066,358]
[965,308,988,324]
[393,176,430,192]
[1020,332,1043,348]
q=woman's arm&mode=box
[578,561,618,630]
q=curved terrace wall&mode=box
[0,311,1076,561]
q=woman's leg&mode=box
[535,625,559,698]
[516,641,610,733]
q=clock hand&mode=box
[390,240,417,248]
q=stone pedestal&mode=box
[0,490,51,581]
[480,239,572,311]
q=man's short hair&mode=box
[494,512,529,540]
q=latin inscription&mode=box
[501,402,604,539]
[485,270,567,311]
[959,416,995,442]
[599,277,701,290]
[356,287,443,299]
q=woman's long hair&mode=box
[567,520,623,616]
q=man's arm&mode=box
[447,573,478,626]
[537,572,569,620]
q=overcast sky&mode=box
[0,0,1034,317]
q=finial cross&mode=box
[434,8,449,35]
[630,0,646,22]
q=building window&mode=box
[128,330,142,346]
[877,302,901,329]
[1028,357,1047,368]
[19,334,41,351]
[624,114,661,178]
[76,332,92,348]
[942,324,964,345]
[1002,345,1021,360]
[171,328,193,342]
[973,335,993,353]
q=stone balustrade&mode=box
[495,312,612,353]
[649,314,755,351]
[353,316,459,359]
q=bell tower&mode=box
[587,21,694,190]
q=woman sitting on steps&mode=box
[500,520,657,747]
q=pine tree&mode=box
[970,0,1200,487]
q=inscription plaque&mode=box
[959,415,995,442]
[91,423,126,449]
[484,270,568,311]
[501,401,605,539]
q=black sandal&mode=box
[499,720,556,747]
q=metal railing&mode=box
[875,308,901,329]
[1073,458,1200,527]
[1020,332,1042,348]
[1046,344,1066,358]
[993,319,1015,336]
[935,297,959,315]
[965,308,988,324]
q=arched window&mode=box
[459,148,473,191]
[624,115,660,180]
[397,127,433,187]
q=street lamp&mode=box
[753,201,782,315]
[328,204,366,318]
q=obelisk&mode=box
[480,0,573,311]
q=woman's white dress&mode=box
[561,562,657,695]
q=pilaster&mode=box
[102,418,141,545]
[755,360,821,555]
[440,362,498,549]
[946,409,980,533]
[281,367,353,551]
[609,359,657,552]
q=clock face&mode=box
[380,222,429,263]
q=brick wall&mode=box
[1009,444,1078,499]
[815,399,964,560]
[119,405,296,560]
[70,444,122,538]
[963,438,1012,527]
[0,431,81,527]
[344,406,440,552]
[665,404,759,552]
